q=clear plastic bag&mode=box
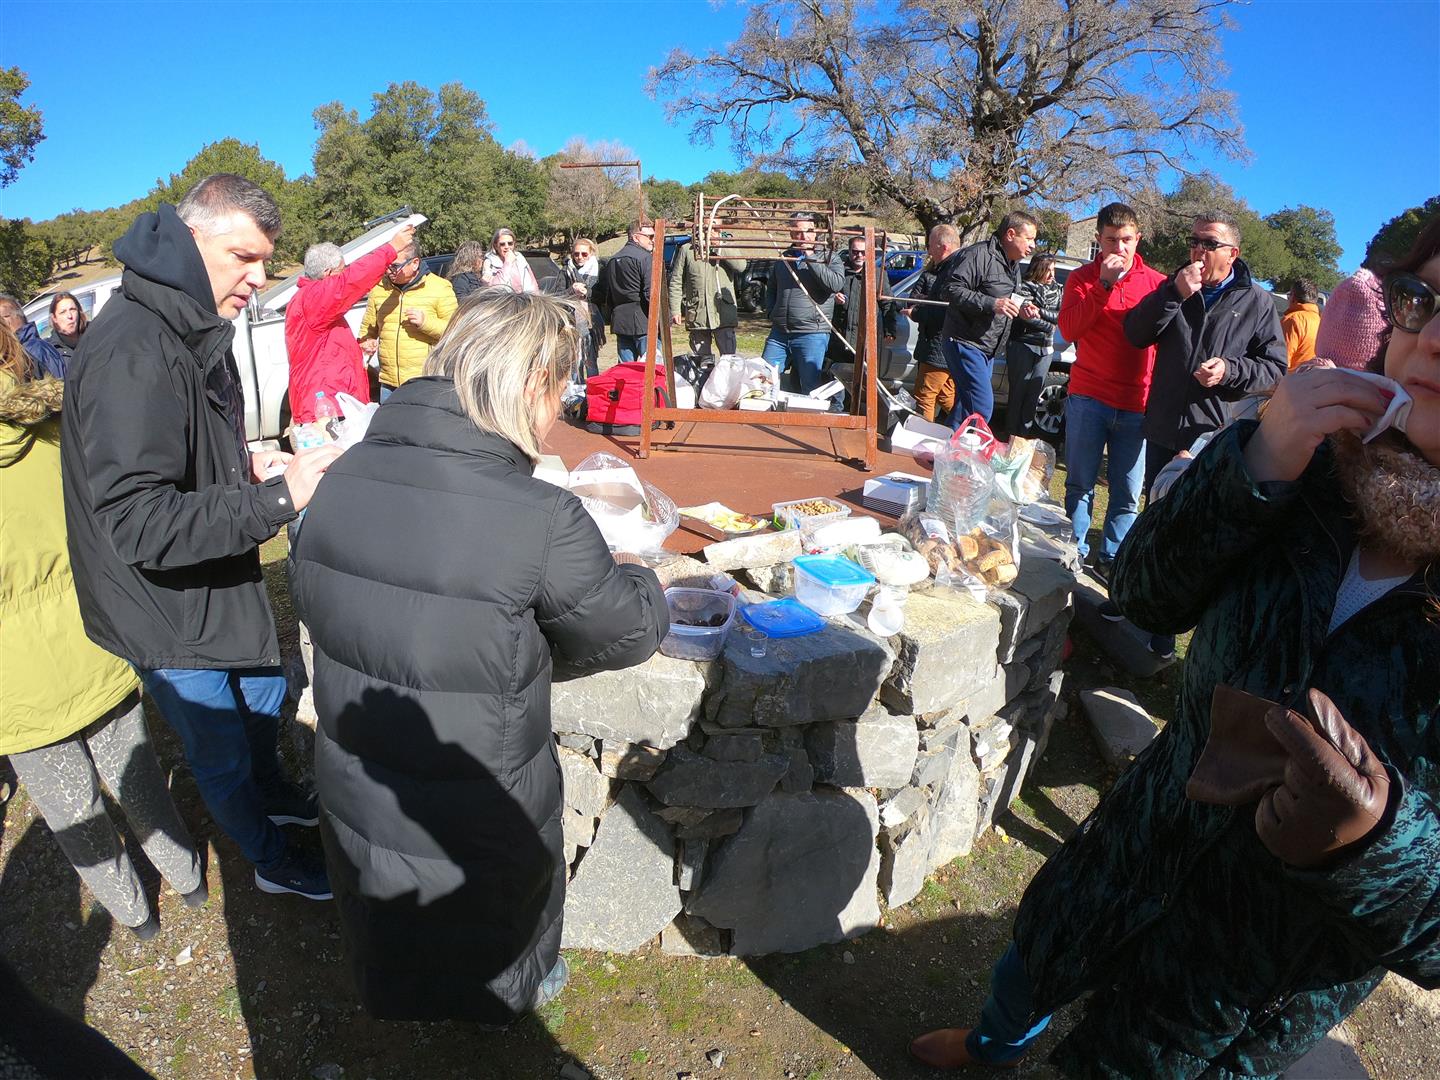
[698,356,779,410]
[568,452,678,555]
[992,436,1055,504]
[926,414,997,535]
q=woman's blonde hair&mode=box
[423,288,579,463]
[0,322,33,382]
[451,240,487,277]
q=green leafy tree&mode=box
[1264,206,1342,290]
[139,138,315,264]
[0,218,54,298]
[0,67,44,188]
[1365,196,1440,269]
[642,177,692,227]
[311,81,547,255]
[652,0,1246,238]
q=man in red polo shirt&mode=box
[1057,203,1167,581]
[285,222,415,424]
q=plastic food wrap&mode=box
[568,452,678,555]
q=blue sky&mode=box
[1,0,1436,269]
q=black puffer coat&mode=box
[291,377,667,1022]
[935,236,1022,355]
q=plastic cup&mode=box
[745,627,768,658]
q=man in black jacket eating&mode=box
[62,173,340,901]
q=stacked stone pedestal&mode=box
[553,553,1075,956]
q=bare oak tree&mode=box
[650,0,1247,238]
[544,137,642,245]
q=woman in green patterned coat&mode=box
[911,218,1440,1076]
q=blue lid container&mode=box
[739,598,825,638]
[792,554,876,588]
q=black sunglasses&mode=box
[1188,235,1234,252]
[1385,272,1440,334]
[387,259,414,273]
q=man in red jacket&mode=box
[285,223,415,424]
[1056,203,1167,583]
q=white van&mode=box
[23,209,413,445]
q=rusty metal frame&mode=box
[635,214,880,471]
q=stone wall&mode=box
[554,553,1075,958]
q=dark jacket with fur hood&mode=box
[60,204,296,670]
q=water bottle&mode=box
[313,391,341,440]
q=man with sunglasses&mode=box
[600,221,658,362]
[286,223,414,423]
[1125,211,1287,492]
[358,238,457,401]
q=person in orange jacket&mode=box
[1282,278,1321,370]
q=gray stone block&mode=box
[988,588,1028,665]
[677,838,709,891]
[559,746,610,818]
[655,805,711,827]
[928,728,980,867]
[651,554,718,591]
[702,530,803,572]
[780,746,815,793]
[912,720,968,790]
[737,562,795,595]
[805,713,919,789]
[552,652,712,750]
[675,808,744,840]
[976,733,1039,837]
[660,913,728,957]
[1081,687,1160,767]
[1025,607,1073,692]
[562,784,681,952]
[563,808,597,855]
[599,741,666,780]
[687,789,881,955]
[879,786,929,829]
[704,620,894,729]
[879,807,934,908]
[880,589,1002,715]
[702,732,764,763]
[1010,556,1076,646]
[556,732,599,757]
[646,745,788,808]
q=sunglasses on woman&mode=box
[1385,272,1440,334]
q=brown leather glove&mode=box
[1187,684,1292,805]
[1255,688,1392,868]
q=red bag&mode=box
[583,362,668,435]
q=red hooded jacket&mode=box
[285,243,395,423]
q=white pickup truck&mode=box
[22,209,414,446]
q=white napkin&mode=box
[1339,370,1412,442]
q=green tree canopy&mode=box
[311,81,548,255]
[1365,196,1440,270]
[1138,175,1292,285]
[1263,206,1342,290]
[0,67,44,188]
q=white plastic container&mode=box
[660,589,736,661]
[792,554,875,617]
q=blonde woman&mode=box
[290,290,667,1023]
[0,325,205,940]
[480,227,539,294]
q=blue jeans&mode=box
[616,334,648,362]
[140,667,289,872]
[762,330,830,393]
[940,338,995,428]
[968,943,1052,1064]
[379,384,395,403]
[1063,393,1146,561]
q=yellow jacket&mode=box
[0,375,138,755]
[359,271,458,389]
[1282,301,1320,370]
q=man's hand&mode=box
[1243,365,1390,482]
[994,296,1023,319]
[834,292,847,305]
[283,445,344,511]
[1175,261,1204,300]
[250,449,292,483]
[402,307,424,329]
[359,337,378,356]
[1098,253,1127,285]
[389,223,416,254]
[671,313,683,326]
[883,335,896,345]
[1255,689,1392,868]
[571,282,588,299]
[1193,357,1228,387]
[1019,302,1041,322]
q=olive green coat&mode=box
[0,375,139,755]
[1014,422,1440,1078]
[667,242,747,331]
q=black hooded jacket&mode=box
[60,204,295,669]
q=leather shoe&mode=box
[909,1027,1024,1069]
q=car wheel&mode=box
[278,394,294,452]
[740,280,765,313]
[1033,371,1068,444]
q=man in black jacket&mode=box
[827,232,897,365]
[1123,211,1288,491]
[62,173,341,901]
[600,221,656,361]
[934,211,1040,427]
